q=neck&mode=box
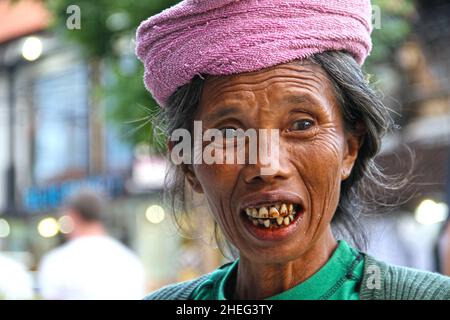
[234,227,337,300]
[69,222,106,240]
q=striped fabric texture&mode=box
[144,254,450,300]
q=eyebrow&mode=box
[283,93,327,111]
[203,106,242,123]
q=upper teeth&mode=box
[245,203,296,219]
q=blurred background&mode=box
[0,0,449,299]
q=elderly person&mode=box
[136,0,450,300]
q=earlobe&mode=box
[341,166,352,181]
[184,165,204,193]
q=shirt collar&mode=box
[216,240,359,300]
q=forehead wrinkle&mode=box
[204,61,326,87]
[272,78,324,94]
[205,71,328,102]
[203,90,256,112]
[201,62,334,117]
[208,69,324,89]
[206,76,325,103]
[202,80,332,121]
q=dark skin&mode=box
[184,60,363,299]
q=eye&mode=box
[220,127,239,138]
[290,119,315,131]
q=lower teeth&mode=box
[248,213,298,228]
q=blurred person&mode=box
[0,252,34,300]
[136,0,450,300]
[38,190,145,300]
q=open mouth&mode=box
[242,203,303,229]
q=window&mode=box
[33,64,89,183]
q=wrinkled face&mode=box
[186,60,360,263]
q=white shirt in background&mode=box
[0,254,34,300]
[38,235,145,300]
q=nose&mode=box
[241,140,292,185]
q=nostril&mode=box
[244,171,288,185]
[245,175,264,184]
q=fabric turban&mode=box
[136,0,373,107]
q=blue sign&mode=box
[23,176,125,213]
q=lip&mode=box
[238,190,305,213]
[238,190,306,242]
[242,212,304,242]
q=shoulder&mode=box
[0,254,30,280]
[144,260,236,300]
[143,273,211,300]
[103,238,143,264]
[39,245,67,267]
[360,254,450,300]
[0,254,23,271]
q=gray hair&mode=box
[154,51,410,256]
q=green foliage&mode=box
[42,0,416,150]
[45,0,179,59]
[366,0,416,68]
[43,0,179,150]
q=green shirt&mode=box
[191,240,364,300]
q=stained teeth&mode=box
[276,217,283,225]
[288,204,294,214]
[246,203,300,228]
[269,207,280,218]
[259,207,269,218]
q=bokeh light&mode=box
[21,36,43,61]
[37,217,59,238]
[415,199,449,225]
[58,216,74,234]
[145,205,165,224]
[0,218,10,238]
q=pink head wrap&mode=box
[136,0,373,107]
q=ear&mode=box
[341,123,365,181]
[167,140,174,152]
[183,164,204,194]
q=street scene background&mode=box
[0,0,449,299]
